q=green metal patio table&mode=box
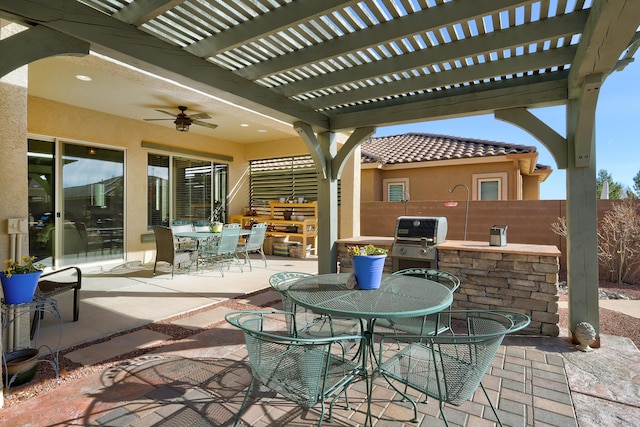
[287,272,453,425]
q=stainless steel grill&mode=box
[391,216,448,271]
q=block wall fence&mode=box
[359,199,632,273]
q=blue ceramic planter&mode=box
[352,255,386,290]
[0,271,41,305]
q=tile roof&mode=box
[362,132,540,165]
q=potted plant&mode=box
[1,256,45,305]
[347,244,388,290]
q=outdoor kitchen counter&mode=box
[437,240,561,336]
[436,240,561,257]
[337,237,560,335]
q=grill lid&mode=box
[394,216,448,245]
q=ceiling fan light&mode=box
[174,120,190,132]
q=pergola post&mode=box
[295,122,375,273]
[566,91,601,347]
[316,131,339,274]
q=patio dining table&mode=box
[173,229,251,240]
[174,229,251,271]
[287,272,453,425]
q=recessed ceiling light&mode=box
[240,123,249,127]
[75,74,92,81]
[258,129,267,133]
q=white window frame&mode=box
[383,178,409,202]
[472,172,507,200]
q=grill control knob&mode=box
[420,248,429,256]
[399,247,407,255]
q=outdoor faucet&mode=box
[448,184,469,240]
[400,191,410,215]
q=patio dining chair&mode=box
[384,268,460,336]
[153,226,197,277]
[268,272,361,339]
[377,310,530,426]
[225,311,362,427]
[170,223,195,250]
[236,222,268,270]
[198,223,243,276]
[30,266,82,339]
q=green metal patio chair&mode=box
[384,268,460,336]
[198,223,243,276]
[236,222,268,270]
[268,272,362,339]
[225,311,362,427]
[377,310,530,426]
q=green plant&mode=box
[347,244,388,256]
[2,256,45,278]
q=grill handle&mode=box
[421,237,434,246]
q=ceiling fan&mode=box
[144,106,218,132]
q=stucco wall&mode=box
[361,157,543,201]
[0,24,28,265]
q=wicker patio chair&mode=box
[225,311,362,427]
[377,310,530,426]
[153,226,197,277]
[384,268,461,336]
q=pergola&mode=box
[1,0,639,344]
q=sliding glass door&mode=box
[28,139,125,267]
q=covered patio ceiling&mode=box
[0,0,637,136]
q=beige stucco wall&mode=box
[0,23,29,266]
[27,96,252,264]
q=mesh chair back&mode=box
[245,222,267,251]
[225,311,362,425]
[378,310,530,425]
[392,268,460,291]
[388,268,460,336]
[269,272,312,312]
[217,224,241,255]
[171,224,193,233]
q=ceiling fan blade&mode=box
[192,120,218,130]
[188,112,211,120]
[144,118,174,121]
[155,109,178,117]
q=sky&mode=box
[374,58,640,200]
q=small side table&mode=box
[1,296,62,389]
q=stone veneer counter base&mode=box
[436,240,561,336]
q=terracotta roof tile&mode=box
[362,132,539,165]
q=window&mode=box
[473,173,507,200]
[480,180,500,200]
[147,154,228,228]
[148,154,169,227]
[383,178,409,202]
